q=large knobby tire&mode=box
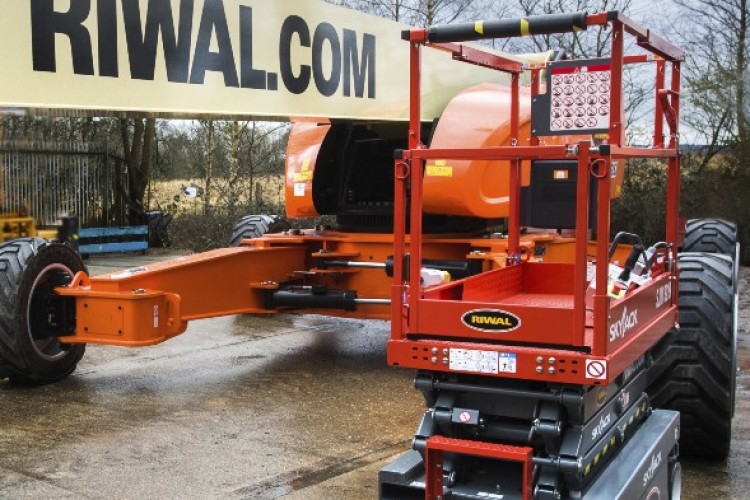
[648,252,737,458]
[0,238,86,383]
[684,218,737,254]
[229,215,290,247]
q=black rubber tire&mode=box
[648,252,737,458]
[147,211,172,248]
[684,218,737,254]
[0,238,86,383]
[229,215,290,247]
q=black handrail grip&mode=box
[427,12,588,43]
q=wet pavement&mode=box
[0,255,748,499]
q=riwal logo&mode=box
[591,412,612,441]
[609,307,639,342]
[642,451,662,486]
[462,309,521,333]
[29,0,377,99]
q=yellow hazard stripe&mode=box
[475,21,484,35]
[520,19,530,36]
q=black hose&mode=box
[609,231,659,280]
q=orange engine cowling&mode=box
[424,83,530,218]
[285,120,331,218]
[424,83,589,218]
[285,83,623,224]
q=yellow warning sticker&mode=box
[553,170,569,180]
[475,21,484,35]
[301,159,311,171]
[426,162,453,177]
[293,171,313,182]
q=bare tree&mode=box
[495,0,654,138]
[191,119,218,215]
[500,0,633,57]
[327,0,487,25]
[212,121,288,214]
[120,117,156,222]
[181,120,287,217]
[670,0,748,168]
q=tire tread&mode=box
[0,238,85,383]
[229,215,289,247]
[648,252,736,458]
[684,218,737,254]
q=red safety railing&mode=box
[388,11,683,385]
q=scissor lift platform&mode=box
[381,8,685,500]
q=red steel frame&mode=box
[425,436,533,500]
[388,12,684,387]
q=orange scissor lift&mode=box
[380,11,684,499]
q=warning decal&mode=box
[498,353,517,373]
[426,160,454,177]
[549,63,611,133]
[585,359,608,380]
[449,348,498,374]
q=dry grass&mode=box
[146,176,285,213]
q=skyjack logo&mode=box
[591,412,612,441]
[609,307,639,342]
[642,451,662,486]
[29,0,376,98]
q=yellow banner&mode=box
[0,0,511,121]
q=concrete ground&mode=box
[0,254,748,499]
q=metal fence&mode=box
[0,141,128,227]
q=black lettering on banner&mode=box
[28,1,376,100]
[279,16,311,95]
[97,0,119,77]
[312,23,341,97]
[122,0,194,82]
[239,6,266,90]
[343,30,375,98]
[31,0,94,75]
[190,0,239,87]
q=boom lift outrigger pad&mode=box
[0,5,739,500]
